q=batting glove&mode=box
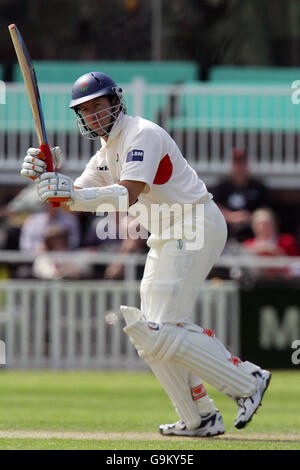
[36,172,74,204]
[21,146,63,180]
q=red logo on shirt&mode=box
[153,154,173,185]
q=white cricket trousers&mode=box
[135,201,258,428]
[140,199,227,324]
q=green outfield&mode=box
[0,369,299,450]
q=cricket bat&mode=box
[8,24,66,206]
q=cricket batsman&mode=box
[21,72,271,437]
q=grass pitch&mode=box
[0,369,299,450]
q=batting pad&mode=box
[124,320,259,399]
[121,305,201,429]
[147,359,201,430]
[120,305,144,324]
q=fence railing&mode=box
[1,249,300,292]
[1,250,300,277]
[0,279,239,369]
[1,81,300,185]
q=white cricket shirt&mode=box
[74,112,211,238]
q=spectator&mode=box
[103,214,147,280]
[84,212,147,280]
[32,224,91,280]
[214,148,268,242]
[5,183,43,215]
[0,183,43,251]
[19,203,81,252]
[242,208,300,278]
[83,212,125,252]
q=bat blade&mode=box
[9,24,52,166]
[8,24,66,205]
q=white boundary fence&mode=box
[2,250,300,279]
[0,279,239,370]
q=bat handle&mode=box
[39,143,60,208]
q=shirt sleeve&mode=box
[120,127,163,186]
[74,154,107,189]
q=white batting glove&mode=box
[36,172,74,204]
[21,146,63,180]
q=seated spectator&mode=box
[32,224,91,280]
[5,183,43,215]
[242,208,300,278]
[103,215,147,280]
[19,203,81,252]
[83,212,125,252]
[0,183,43,251]
[214,148,268,242]
[83,212,147,280]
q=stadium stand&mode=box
[210,66,300,84]
[12,61,198,84]
[168,82,300,132]
[7,61,198,135]
[2,62,300,200]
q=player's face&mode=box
[79,97,111,128]
[79,97,116,136]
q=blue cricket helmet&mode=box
[69,72,126,139]
[69,72,123,109]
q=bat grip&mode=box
[40,143,60,208]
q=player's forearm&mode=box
[118,180,146,206]
[58,186,81,213]
[36,173,129,212]
[36,173,146,213]
[69,184,129,212]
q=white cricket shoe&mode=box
[159,410,225,437]
[234,369,272,429]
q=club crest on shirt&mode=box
[126,149,144,162]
